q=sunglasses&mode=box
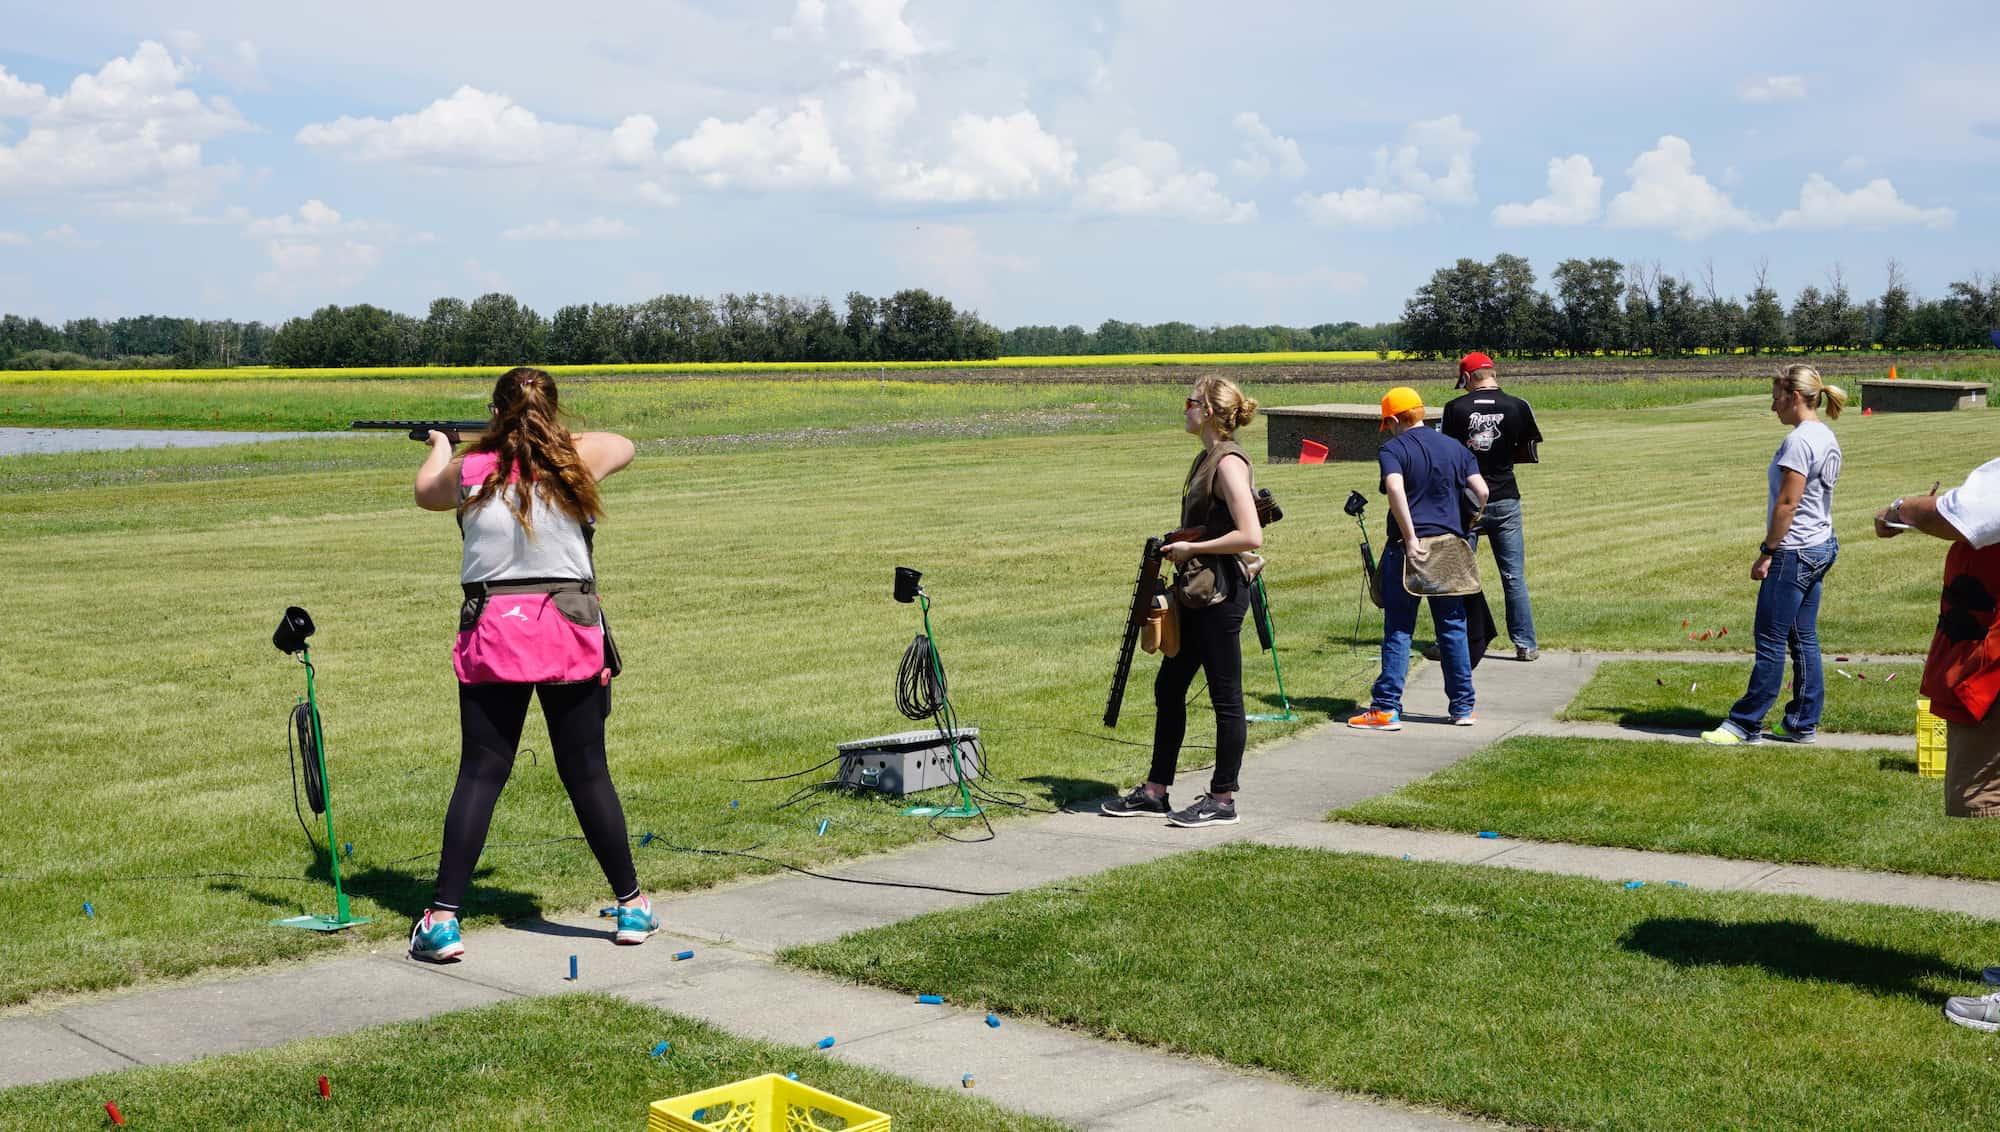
[1185,396,1204,409]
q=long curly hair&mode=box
[461,367,603,535]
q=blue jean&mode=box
[1371,542,1475,718]
[1726,537,1838,736]
[1467,498,1535,650]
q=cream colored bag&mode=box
[1401,534,1481,597]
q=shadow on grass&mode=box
[1879,756,1919,775]
[1255,693,1358,720]
[1571,704,1715,730]
[1621,917,1973,999]
[304,856,543,924]
[1024,774,1121,813]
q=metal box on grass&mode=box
[835,728,981,796]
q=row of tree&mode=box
[0,290,1005,369]
[1000,319,1396,356]
[1399,255,1999,359]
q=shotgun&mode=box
[350,419,489,442]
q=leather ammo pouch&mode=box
[1401,535,1481,598]
[1141,592,1181,657]
[1173,555,1232,608]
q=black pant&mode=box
[431,680,639,912]
[1149,581,1250,795]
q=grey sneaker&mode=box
[1166,794,1238,828]
[1101,785,1170,818]
[1945,992,2000,1032]
[1516,647,1539,662]
[1764,721,1817,744]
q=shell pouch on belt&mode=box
[455,582,607,684]
[1922,542,2000,724]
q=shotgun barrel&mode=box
[350,419,489,442]
[1104,536,1166,728]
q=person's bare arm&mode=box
[1875,493,1967,543]
[573,432,636,482]
[1385,472,1425,560]
[414,431,463,511]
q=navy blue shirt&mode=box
[1377,424,1480,545]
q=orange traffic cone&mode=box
[1888,365,1898,380]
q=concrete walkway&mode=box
[0,648,1953,1131]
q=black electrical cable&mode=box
[283,708,322,853]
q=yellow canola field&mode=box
[0,351,1396,384]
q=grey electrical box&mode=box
[835,728,982,796]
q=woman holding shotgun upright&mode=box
[406,366,656,962]
[1102,376,1264,828]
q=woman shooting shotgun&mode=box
[405,366,656,962]
[1101,376,1263,828]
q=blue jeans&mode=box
[1371,542,1475,718]
[1726,537,1838,736]
[1467,498,1535,650]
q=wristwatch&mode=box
[1758,543,1777,557]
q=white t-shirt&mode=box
[1939,457,2000,550]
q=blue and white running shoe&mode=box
[408,909,464,963]
[615,895,658,945]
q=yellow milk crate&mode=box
[649,1074,890,1132]
[1918,697,1948,779]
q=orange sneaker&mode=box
[1346,709,1402,731]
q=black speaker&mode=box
[893,566,923,604]
[273,606,316,654]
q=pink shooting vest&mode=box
[451,452,609,685]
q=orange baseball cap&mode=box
[1379,386,1424,431]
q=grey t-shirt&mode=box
[1768,420,1841,550]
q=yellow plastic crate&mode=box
[1918,697,1948,779]
[649,1074,890,1132]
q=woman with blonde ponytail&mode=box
[1101,376,1264,828]
[406,367,656,962]
[1701,364,1845,746]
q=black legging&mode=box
[431,680,638,912]
[1148,582,1250,795]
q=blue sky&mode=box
[0,0,1992,330]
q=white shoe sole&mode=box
[1945,1004,2000,1032]
[614,929,655,945]
[1166,814,1239,828]
[1347,722,1402,731]
[1101,801,1169,817]
[410,942,464,963]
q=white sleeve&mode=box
[1937,457,2000,549]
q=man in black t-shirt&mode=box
[1440,352,1543,661]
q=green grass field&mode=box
[0,994,1071,1131]
[1,374,1992,1007]
[1563,659,1923,734]
[1332,735,2000,878]
[788,844,2000,1132]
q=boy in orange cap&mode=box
[1349,387,1489,730]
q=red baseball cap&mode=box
[1456,352,1494,388]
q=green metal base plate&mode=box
[1247,711,1296,722]
[271,914,372,933]
[900,804,983,818]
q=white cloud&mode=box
[884,110,1074,202]
[0,42,247,216]
[664,98,850,189]
[241,200,410,296]
[1295,186,1430,229]
[1294,114,1478,228]
[837,67,918,169]
[1604,135,1757,239]
[0,67,49,117]
[464,259,507,294]
[0,230,27,246]
[1378,115,1479,205]
[297,86,659,169]
[501,217,639,240]
[894,223,1032,307]
[635,180,679,208]
[1492,154,1602,227]
[1230,111,1305,180]
[1774,173,1955,230]
[773,0,828,41]
[1739,75,1807,103]
[1079,133,1254,223]
[1840,154,1867,172]
[41,224,98,248]
[848,0,926,58]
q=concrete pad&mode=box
[1479,840,1782,890]
[658,874,984,953]
[1512,719,1903,751]
[47,956,510,1080]
[0,1018,138,1088]
[1265,822,1522,867]
[1085,1072,1484,1132]
[1744,865,2000,919]
[450,924,755,998]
